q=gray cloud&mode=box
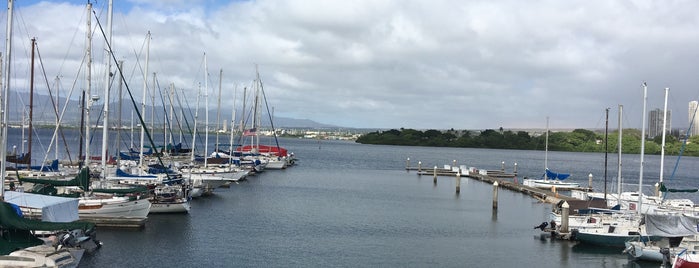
[5,0,699,130]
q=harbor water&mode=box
[12,129,698,267]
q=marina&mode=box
[65,137,696,267]
[1,1,698,267]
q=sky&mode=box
[2,0,699,130]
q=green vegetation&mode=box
[355,128,699,156]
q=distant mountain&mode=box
[263,117,337,128]
[11,92,337,129]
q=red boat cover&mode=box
[675,255,699,268]
[237,145,288,156]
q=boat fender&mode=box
[660,248,671,263]
[569,229,578,241]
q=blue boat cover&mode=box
[544,169,570,180]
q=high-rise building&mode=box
[690,101,699,137]
[648,108,671,139]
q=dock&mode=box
[406,162,588,204]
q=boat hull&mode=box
[574,230,660,248]
[149,199,190,214]
[78,197,151,228]
[523,179,580,189]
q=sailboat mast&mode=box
[216,69,222,154]
[638,82,648,214]
[139,31,150,167]
[544,116,549,180]
[1,0,15,200]
[604,108,609,200]
[150,73,155,134]
[229,84,238,161]
[28,38,35,170]
[617,105,623,200]
[169,83,174,147]
[54,76,59,160]
[190,84,201,162]
[101,0,113,174]
[85,2,93,166]
[659,88,669,190]
[254,69,261,150]
[204,53,209,166]
[116,61,123,162]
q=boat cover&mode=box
[0,201,93,230]
[544,169,571,180]
[18,168,91,190]
[4,191,79,222]
[645,214,699,237]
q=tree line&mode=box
[355,128,699,156]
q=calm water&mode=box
[12,129,699,267]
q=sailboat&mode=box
[523,117,580,189]
[103,31,190,213]
[0,1,99,266]
[571,83,661,247]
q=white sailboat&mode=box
[0,2,97,266]
[572,83,660,247]
[62,3,151,227]
[523,117,580,189]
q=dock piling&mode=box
[588,173,593,189]
[417,161,422,175]
[655,182,660,197]
[501,161,505,171]
[561,201,569,233]
[433,166,437,184]
[406,158,410,172]
[456,171,461,193]
[492,181,499,210]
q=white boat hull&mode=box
[149,199,190,213]
[78,196,151,227]
[1,245,84,268]
[523,179,580,189]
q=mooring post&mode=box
[561,201,570,233]
[588,173,593,189]
[492,181,499,210]
[406,158,410,172]
[456,171,461,193]
[501,161,505,171]
[433,166,437,184]
[655,182,660,197]
[418,161,422,174]
[514,162,517,175]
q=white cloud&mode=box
[5,0,699,130]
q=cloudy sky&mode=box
[3,0,699,130]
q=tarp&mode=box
[645,214,699,237]
[4,191,79,222]
[0,201,93,231]
[659,182,699,193]
[236,145,288,157]
[18,168,91,190]
[544,169,571,180]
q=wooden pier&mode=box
[405,160,603,243]
[406,164,586,204]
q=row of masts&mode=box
[0,1,280,196]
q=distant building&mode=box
[648,108,671,139]
[690,101,699,137]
